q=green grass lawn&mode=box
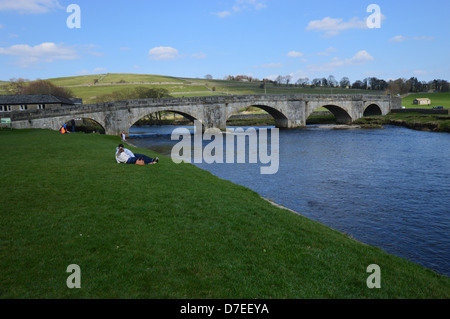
[100,73,187,84]
[1,129,449,299]
[48,74,108,87]
[69,84,212,102]
[48,73,187,87]
[402,92,450,108]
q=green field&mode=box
[68,84,213,102]
[354,112,450,132]
[0,73,388,100]
[402,92,450,108]
[99,73,188,84]
[1,129,449,298]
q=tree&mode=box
[386,78,411,95]
[296,77,309,87]
[370,78,388,91]
[340,77,351,88]
[275,75,284,86]
[352,80,364,89]
[204,74,213,80]
[311,78,322,87]
[327,75,337,87]
[362,78,369,90]
[407,77,421,92]
[429,79,449,92]
[284,75,292,86]
[20,80,74,98]
[134,87,170,99]
[7,78,29,94]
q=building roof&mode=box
[0,94,76,105]
[414,98,431,101]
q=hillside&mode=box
[0,73,385,102]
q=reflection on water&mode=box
[129,124,450,277]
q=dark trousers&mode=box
[126,154,155,164]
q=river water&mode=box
[129,124,450,277]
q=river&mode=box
[129,124,450,277]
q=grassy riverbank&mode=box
[1,129,449,298]
[354,113,450,132]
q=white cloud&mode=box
[0,42,78,68]
[289,70,309,81]
[215,10,231,18]
[389,35,407,43]
[413,36,435,41]
[148,46,179,60]
[306,17,367,37]
[82,44,104,57]
[214,0,266,18]
[309,50,374,72]
[389,35,435,43]
[287,51,303,58]
[0,0,63,14]
[236,0,267,10]
[317,47,337,56]
[330,50,374,67]
[192,52,207,59]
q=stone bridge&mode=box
[7,94,401,135]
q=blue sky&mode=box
[0,0,449,83]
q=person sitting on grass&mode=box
[60,124,70,134]
[115,144,159,165]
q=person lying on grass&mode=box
[115,144,159,165]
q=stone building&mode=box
[413,98,431,105]
[0,94,79,112]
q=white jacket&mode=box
[115,148,134,163]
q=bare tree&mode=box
[7,78,29,94]
[296,77,309,87]
[285,75,292,86]
[20,80,74,98]
[311,78,322,87]
[339,77,350,88]
[327,75,337,87]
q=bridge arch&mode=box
[131,109,198,126]
[307,104,353,124]
[44,114,107,133]
[227,103,290,128]
[64,117,106,134]
[363,103,382,116]
[131,107,202,126]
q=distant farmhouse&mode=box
[0,94,81,112]
[413,98,431,105]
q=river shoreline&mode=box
[132,112,449,133]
